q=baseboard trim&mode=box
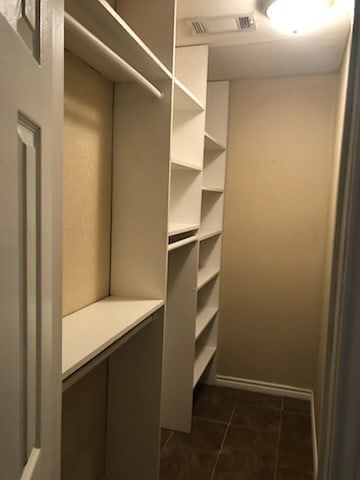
[216,374,312,400]
[215,374,318,477]
[311,392,318,479]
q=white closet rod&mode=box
[168,235,197,251]
[64,12,163,100]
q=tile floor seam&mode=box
[161,431,173,457]
[209,391,239,480]
[273,397,284,480]
[192,415,228,426]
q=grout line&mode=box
[161,430,174,456]
[192,415,228,426]
[273,397,284,480]
[209,392,239,480]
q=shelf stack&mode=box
[61,0,230,474]
[62,1,175,478]
[161,39,230,431]
[162,45,208,433]
[196,81,230,388]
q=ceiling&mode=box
[176,0,353,80]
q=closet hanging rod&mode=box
[64,12,164,100]
[168,235,197,251]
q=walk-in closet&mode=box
[0,0,357,479]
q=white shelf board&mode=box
[174,78,204,112]
[195,307,218,340]
[197,268,220,290]
[204,132,226,152]
[198,229,222,242]
[168,222,199,237]
[62,296,164,380]
[171,158,202,172]
[202,186,224,193]
[65,0,171,84]
[193,346,217,387]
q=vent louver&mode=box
[186,14,256,36]
[191,21,207,34]
[238,16,254,30]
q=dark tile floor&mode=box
[160,385,313,480]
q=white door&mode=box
[0,1,63,479]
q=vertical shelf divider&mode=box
[195,81,230,387]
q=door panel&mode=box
[0,2,63,479]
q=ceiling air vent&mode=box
[185,14,256,36]
[191,20,207,35]
[238,15,254,31]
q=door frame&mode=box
[319,2,360,478]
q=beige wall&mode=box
[62,52,114,476]
[315,39,351,437]
[218,74,338,389]
[63,51,113,316]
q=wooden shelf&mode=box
[174,78,205,112]
[198,229,222,241]
[195,307,218,339]
[171,159,202,172]
[202,186,224,193]
[204,132,226,152]
[168,222,199,237]
[197,268,220,290]
[193,345,216,387]
[65,0,171,84]
[62,296,164,380]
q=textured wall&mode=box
[218,74,338,389]
[63,51,113,316]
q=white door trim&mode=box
[319,4,360,479]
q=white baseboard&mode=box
[310,393,318,479]
[215,374,318,477]
[216,374,312,400]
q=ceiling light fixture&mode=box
[265,0,334,35]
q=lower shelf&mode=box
[195,307,218,339]
[193,345,217,388]
[198,229,222,241]
[197,268,220,290]
[62,296,164,380]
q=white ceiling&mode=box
[176,0,353,80]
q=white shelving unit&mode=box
[171,158,202,172]
[195,306,219,339]
[193,345,217,387]
[62,0,230,470]
[161,45,230,432]
[204,132,226,152]
[62,297,164,379]
[62,1,174,478]
[65,0,171,84]
[194,81,230,389]
[161,45,209,433]
[174,78,205,112]
[197,268,220,290]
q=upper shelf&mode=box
[62,296,164,380]
[65,0,171,84]
[198,229,222,242]
[171,158,202,172]
[174,78,205,112]
[202,186,224,193]
[168,222,199,237]
[204,132,226,152]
